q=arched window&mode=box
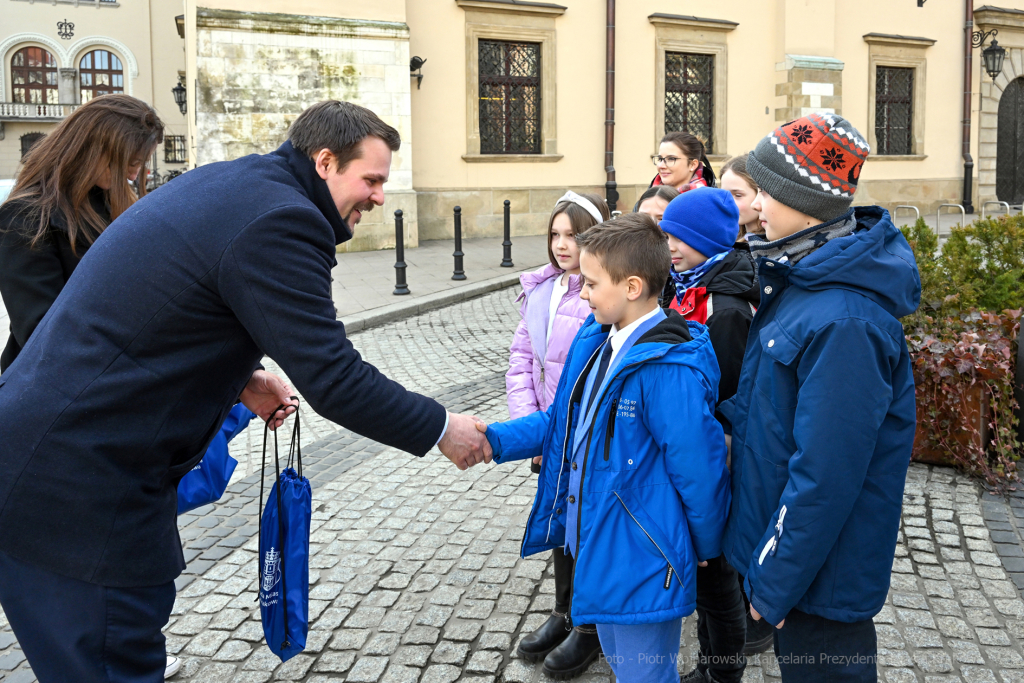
[79,49,124,102]
[11,47,58,105]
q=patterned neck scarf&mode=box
[747,211,856,266]
[670,249,731,303]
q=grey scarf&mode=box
[748,210,857,265]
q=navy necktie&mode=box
[586,341,614,414]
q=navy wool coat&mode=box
[0,141,447,587]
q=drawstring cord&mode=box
[256,398,301,651]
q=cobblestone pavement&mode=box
[5,290,1024,683]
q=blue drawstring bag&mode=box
[258,400,311,662]
[177,404,255,514]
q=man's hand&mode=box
[438,413,493,470]
[240,369,298,430]
[750,604,785,629]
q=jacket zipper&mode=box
[613,491,684,589]
[567,359,648,627]
[603,398,617,461]
[758,505,787,565]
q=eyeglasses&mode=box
[651,155,685,167]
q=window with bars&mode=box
[80,49,124,103]
[21,133,46,159]
[875,66,914,155]
[665,52,714,154]
[11,47,59,105]
[478,39,541,155]
[164,135,187,164]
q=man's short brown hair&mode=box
[575,212,670,297]
[288,100,401,171]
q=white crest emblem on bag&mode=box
[262,547,282,592]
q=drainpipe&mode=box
[604,0,618,212]
[961,0,976,213]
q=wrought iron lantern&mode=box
[171,78,187,115]
[410,56,426,90]
[974,29,1007,80]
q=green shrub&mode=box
[899,214,1023,488]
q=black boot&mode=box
[542,625,602,680]
[517,612,571,663]
[742,612,774,656]
[681,667,726,683]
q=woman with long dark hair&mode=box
[0,94,163,372]
[650,131,717,193]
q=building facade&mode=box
[124,1,1024,250]
[2,0,188,182]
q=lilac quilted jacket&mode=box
[505,264,591,419]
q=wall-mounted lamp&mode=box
[172,77,187,115]
[410,56,427,90]
[973,29,1007,80]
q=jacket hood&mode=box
[700,247,759,305]
[621,312,720,391]
[272,140,352,245]
[782,206,920,319]
[519,263,582,295]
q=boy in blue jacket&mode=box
[721,114,920,682]
[479,214,730,683]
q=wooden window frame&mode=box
[79,49,124,103]
[11,46,59,105]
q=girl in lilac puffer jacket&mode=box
[504,191,609,677]
[506,192,609,419]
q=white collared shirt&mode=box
[607,306,662,368]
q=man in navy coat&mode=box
[0,100,491,682]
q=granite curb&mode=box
[983,489,1024,592]
[340,273,523,334]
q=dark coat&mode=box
[0,141,447,587]
[660,246,760,409]
[0,186,109,372]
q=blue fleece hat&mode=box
[659,187,739,258]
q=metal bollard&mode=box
[393,209,410,295]
[452,206,466,280]
[501,199,514,267]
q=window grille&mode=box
[665,52,714,154]
[875,66,914,155]
[478,40,541,154]
[164,135,187,164]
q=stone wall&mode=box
[194,8,416,252]
[774,54,844,121]
[853,177,970,219]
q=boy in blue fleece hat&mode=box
[721,113,920,682]
[478,213,730,683]
[659,188,758,683]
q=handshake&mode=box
[437,412,493,471]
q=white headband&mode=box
[556,191,605,225]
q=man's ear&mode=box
[313,149,335,181]
[626,275,645,301]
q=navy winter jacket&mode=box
[720,207,920,625]
[486,312,730,626]
[0,141,446,587]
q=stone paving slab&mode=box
[4,290,1024,683]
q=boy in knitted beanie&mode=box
[719,113,921,683]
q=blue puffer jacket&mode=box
[720,207,920,626]
[486,312,730,626]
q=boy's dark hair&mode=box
[547,192,611,269]
[288,100,401,171]
[633,184,680,212]
[576,213,670,297]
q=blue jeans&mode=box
[596,619,683,683]
[0,549,175,683]
[772,608,878,682]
